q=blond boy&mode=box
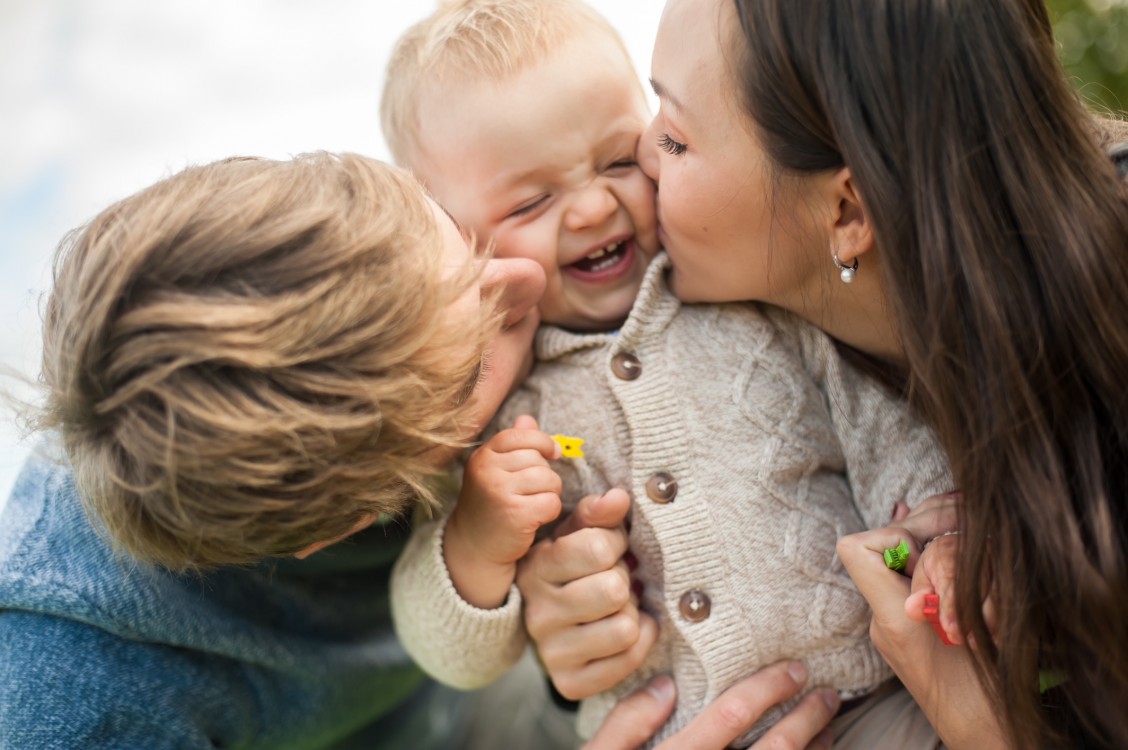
[0,152,566,750]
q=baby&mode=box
[383,1,950,745]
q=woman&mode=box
[532,0,1128,746]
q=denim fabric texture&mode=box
[0,441,469,750]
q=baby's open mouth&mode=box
[571,240,629,274]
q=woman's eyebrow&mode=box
[649,78,686,115]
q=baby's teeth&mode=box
[586,241,622,261]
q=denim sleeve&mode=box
[0,610,255,750]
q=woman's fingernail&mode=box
[822,690,841,712]
[646,674,676,702]
[631,579,644,599]
[788,662,808,685]
[624,552,638,571]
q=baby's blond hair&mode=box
[381,0,631,167]
[37,153,495,570]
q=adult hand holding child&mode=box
[837,495,1007,748]
[521,492,839,749]
[587,666,837,750]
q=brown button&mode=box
[678,590,711,622]
[645,472,678,504]
[611,352,642,381]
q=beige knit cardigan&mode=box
[392,255,951,746]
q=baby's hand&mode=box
[444,415,563,609]
[904,532,962,645]
[518,489,658,700]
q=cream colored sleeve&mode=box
[390,512,529,690]
[783,314,955,530]
[826,353,953,528]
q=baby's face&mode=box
[415,27,658,332]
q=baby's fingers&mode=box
[545,610,658,700]
[553,489,631,538]
[487,423,562,461]
[510,465,564,499]
[517,491,565,529]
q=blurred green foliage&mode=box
[1048,0,1128,113]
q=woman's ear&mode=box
[825,167,874,265]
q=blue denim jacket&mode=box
[0,442,471,750]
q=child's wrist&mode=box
[443,517,517,609]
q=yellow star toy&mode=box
[552,434,586,459]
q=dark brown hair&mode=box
[36,153,495,570]
[732,0,1128,746]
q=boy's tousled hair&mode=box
[381,0,629,167]
[37,152,496,571]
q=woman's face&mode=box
[638,0,824,307]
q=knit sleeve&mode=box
[781,316,955,530]
[390,512,528,690]
[829,356,953,527]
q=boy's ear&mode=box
[822,167,874,265]
[294,514,378,559]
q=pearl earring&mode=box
[833,253,858,284]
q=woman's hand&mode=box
[585,663,838,750]
[516,489,658,699]
[837,494,1009,749]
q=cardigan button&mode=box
[610,352,642,381]
[678,590,711,622]
[645,472,678,504]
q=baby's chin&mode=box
[540,298,637,334]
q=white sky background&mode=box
[0,1,664,510]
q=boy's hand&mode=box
[445,415,563,609]
[518,489,658,700]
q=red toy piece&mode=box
[922,594,955,646]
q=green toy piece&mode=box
[883,539,911,572]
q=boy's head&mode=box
[382,0,659,332]
[38,152,542,570]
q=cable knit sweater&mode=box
[392,254,951,746]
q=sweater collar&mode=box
[535,252,680,360]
